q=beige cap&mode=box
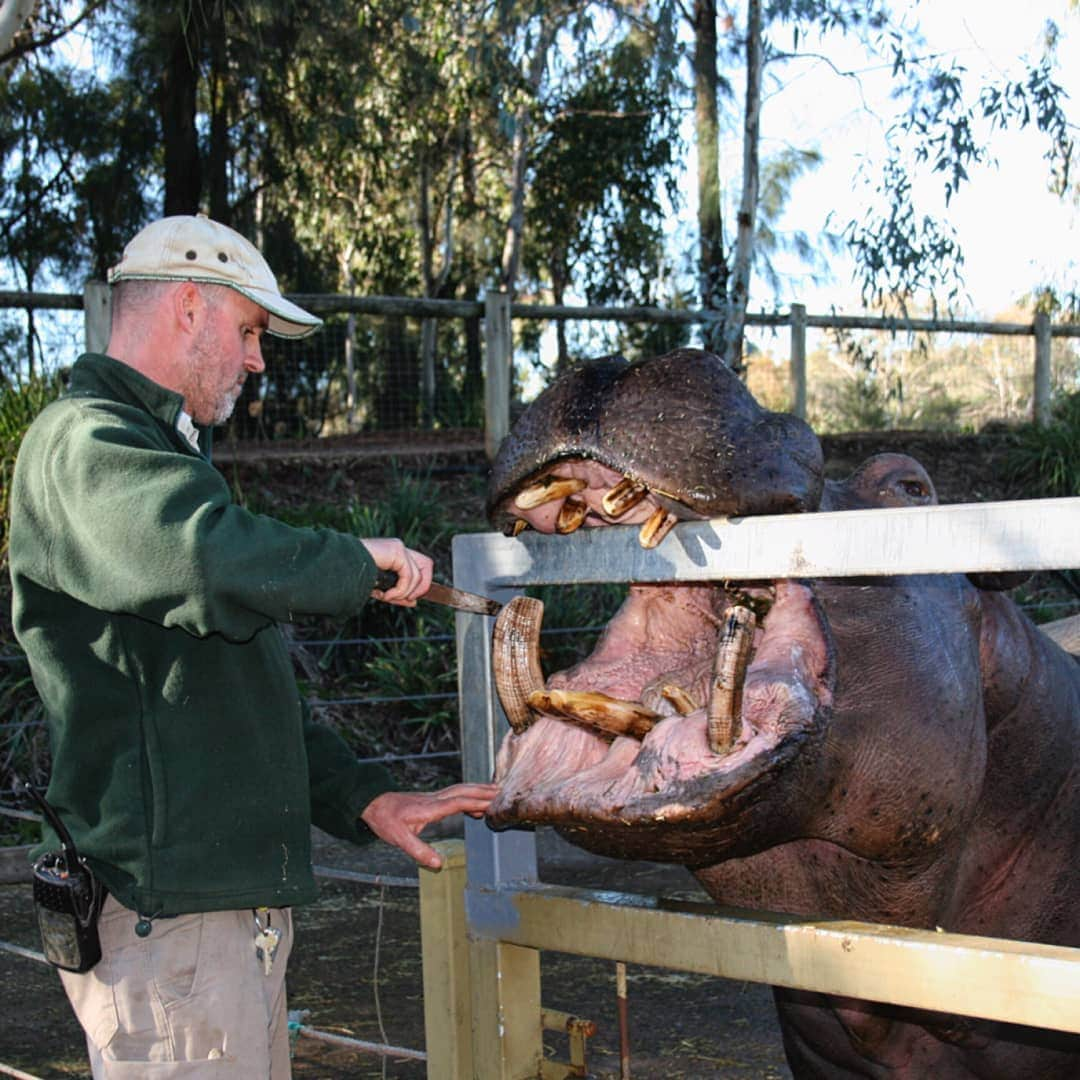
[107,214,322,339]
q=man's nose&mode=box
[245,341,266,374]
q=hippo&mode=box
[484,348,1080,1078]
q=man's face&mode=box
[184,288,268,426]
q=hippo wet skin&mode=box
[484,349,1080,1078]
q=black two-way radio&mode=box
[13,776,103,973]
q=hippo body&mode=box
[485,349,1080,1078]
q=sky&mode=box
[731,1,1080,319]
[47,1,1079,324]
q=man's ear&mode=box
[172,282,202,336]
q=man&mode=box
[7,214,496,1077]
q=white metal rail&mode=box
[446,498,1080,1077]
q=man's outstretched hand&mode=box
[361,783,499,869]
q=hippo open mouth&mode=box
[485,349,838,866]
[482,347,1080,1076]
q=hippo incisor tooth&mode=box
[661,683,699,716]
[602,477,648,518]
[505,518,529,537]
[529,688,660,741]
[707,605,757,753]
[514,474,588,511]
[638,506,678,549]
[556,495,589,534]
[493,595,546,733]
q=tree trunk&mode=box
[418,154,436,425]
[693,0,726,353]
[499,13,561,295]
[158,10,201,216]
[720,0,763,374]
[550,261,570,372]
[417,150,456,426]
[206,5,230,223]
[0,0,35,65]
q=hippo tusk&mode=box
[493,595,546,732]
[661,683,700,716]
[529,688,660,741]
[602,477,648,518]
[556,495,589,534]
[638,506,678,549]
[506,518,529,537]
[514,474,588,510]
[707,606,757,753]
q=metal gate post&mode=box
[453,538,544,1078]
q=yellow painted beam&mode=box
[470,884,1080,1035]
[469,936,543,1079]
[420,840,471,1080]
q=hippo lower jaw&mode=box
[487,573,837,867]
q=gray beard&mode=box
[211,388,241,426]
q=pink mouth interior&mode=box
[490,575,833,820]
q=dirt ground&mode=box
[0,827,790,1079]
[0,427,1060,1079]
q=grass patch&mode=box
[1,372,64,569]
[1005,391,1080,499]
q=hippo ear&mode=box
[966,571,1032,591]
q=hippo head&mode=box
[485,347,1080,1080]
[484,348,980,877]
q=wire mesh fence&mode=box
[5,288,1080,441]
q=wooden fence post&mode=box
[484,291,511,461]
[83,281,111,354]
[420,839,471,1079]
[790,302,807,420]
[1033,311,1051,429]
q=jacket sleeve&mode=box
[19,400,378,641]
[302,699,399,844]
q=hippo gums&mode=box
[484,349,1080,1078]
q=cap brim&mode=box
[236,285,323,339]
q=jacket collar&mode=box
[66,353,213,457]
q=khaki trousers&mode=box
[58,894,294,1079]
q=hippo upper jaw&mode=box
[486,348,825,537]
[486,577,838,867]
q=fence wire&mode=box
[5,292,1080,438]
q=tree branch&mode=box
[0,0,110,70]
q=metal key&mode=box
[253,910,282,976]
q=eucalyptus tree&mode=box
[523,22,684,368]
[686,1,1075,371]
[0,0,107,74]
[0,57,154,378]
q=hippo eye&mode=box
[899,479,929,499]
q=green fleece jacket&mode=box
[9,353,396,915]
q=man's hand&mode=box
[362,538,434,607]
[360,783,499,869]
